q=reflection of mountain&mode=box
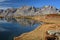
[12,6,60,40]
[0,5,60,27]
[16,18,39,26]
[0,5,60,23]
[0,5,60,40]
[0,6,60,25]
[0,5,59,25]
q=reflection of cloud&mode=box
[0,0,6,2]
[0,27,9,31]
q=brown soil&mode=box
[14,24,60,40]
[14,14,60,40]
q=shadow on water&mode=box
[0,20,41,40]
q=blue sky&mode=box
[0,0,60,9]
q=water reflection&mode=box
[0,20,40,40]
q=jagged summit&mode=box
[15,5,60,16]
[14,6,37,16]
[0,5,60,16]
[40,5,59,15]
[42,5,55,8]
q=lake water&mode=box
[0,20,40,40]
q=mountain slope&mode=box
[0,5,60,17]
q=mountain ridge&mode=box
[0,5,60,17]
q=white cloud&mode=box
[0,6,11,10]
[0,0,6,2]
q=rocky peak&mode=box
[0,5,60,16]
[19,6,36,12]
[40,5,59,15]
[0,9,4,13]
[14,6,37,16]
